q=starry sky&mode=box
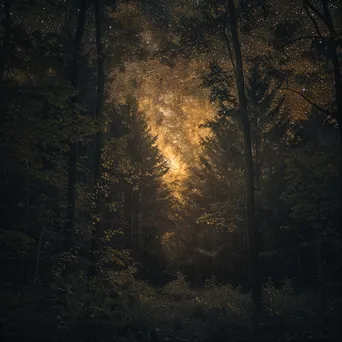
[108,0,340,188]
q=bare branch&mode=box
[280,87,334,117]
[303,3,323,37]
[223,30,237,76]
[321,0,336,34]
[304,1,328,27]
[281,35,320,50]
[223,3,237,78]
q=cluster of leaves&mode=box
[121,275,340,342]
[0,1,174,341]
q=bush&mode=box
[2,274,339,342]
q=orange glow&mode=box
[108,0,335,196]
[110,59,217,193]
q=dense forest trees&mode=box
[0,0,341,341]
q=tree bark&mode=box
[65,0,87,249]
[315,236,326,323]
[94,0,105,184]
[130,188,135,254]
[297,246,304,288]
[34,207,47,285]
[301,1,342,240]
[0,0,11,81]
[227,0,262,310]
[21,177,30,282]
[89,0,106,277]
[322,2,342,241]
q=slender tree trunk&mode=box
[0,0,11,81]
[66,143,78,248]
[89,0,106,277]
[21,177,30,282]
[34,207,47,285]
[176,236,180,273]
[136,191,142,259]
[254,133,261,189]
[65,0,87,249]
[315,236,326,323]
[130,189,135,255]
[297,246,304,288]
[329,31,342,247]
[227,0,262,310]
[321,1,342,241]
[321,1,342,119]
[284,262,288,281]
[94,0,105,183]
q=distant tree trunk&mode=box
[321,0,342,240]
[93,0,105,184]
[136,191,142,259]
[254,133,261,190]
[89,0,106,277]
[297,246,304,288]
[130,189,135,255]
[65,0,87,249]
[315,236,326,323]
[283,262,288,281]
[34,207,47,285]
[124,186,133,251]
[0,0,11,81]
[227,0,262,310]
[320,1,342,128]
[303,0,342,237]
[21,177,30,282]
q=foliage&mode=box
[0,0,341,341]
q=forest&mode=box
[0,0,341,341]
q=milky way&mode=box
[110,0,340,188]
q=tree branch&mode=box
[281,35,320,50]
[223,30,237,76]
[303,3,323,37]
[223,3,237,79]
[304,1,328,27]
[321,0,336,35]
[280,87,334,117]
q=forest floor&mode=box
[1,276,341,342]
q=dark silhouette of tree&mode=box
[65,0,88,250]
[225,0,262,310]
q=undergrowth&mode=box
[0,274,341,342]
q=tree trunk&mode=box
[136,190,142,259]
[0,0,11,81]
[94,0,105,184]
[315,236,326,323]
[227,0,262,310]
[21,177,30,282]
[65,142,78,248]
[65,0,87,249]
[254,133,261,189]
[89,0,106,277]
[318,1,342,243]
[297,246,304,288]
[34,207,47,285]
[130,188,135,255]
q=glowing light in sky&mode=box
[108,0,336,194]
[111,58,217,190]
